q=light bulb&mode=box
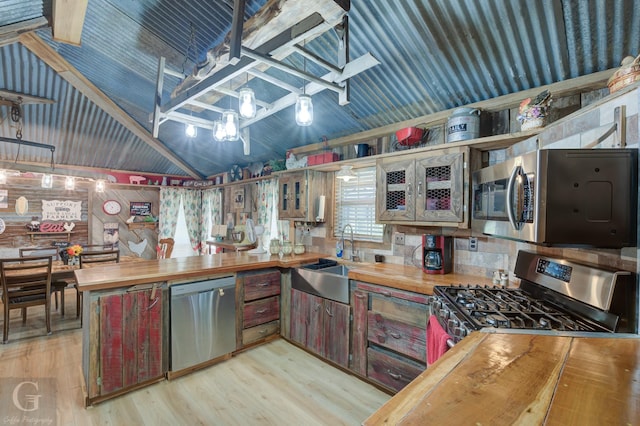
[65,176,75,190]
[0,170,6,185]
[213,120,226,141]
[185,123,197,138]
[238,87,256,118]
[295,94,313,126]
[41,174,53,188]
[222,110,239,141]
[95,179,105,193]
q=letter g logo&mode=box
[12,381,41,412]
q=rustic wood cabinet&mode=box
[278,170,327,221]
[376,147,469,227]
[87,285,166,402]
[236,269,281,348]
[290,288,350,368]
[352,281,430,393]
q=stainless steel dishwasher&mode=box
[170,276,236,371]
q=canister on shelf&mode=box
[446,107,480,143]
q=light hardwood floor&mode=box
[0,289,389,425]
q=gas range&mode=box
[432,251,638,344]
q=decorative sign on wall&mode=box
[42,200,82,221]
[104,222,120,247]
[130,202,152,216]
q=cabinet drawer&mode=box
[367,311,426,362]
[367,346,425,393]
[244,296,280,328]
[242,320,280,345]
[243,270,281,302]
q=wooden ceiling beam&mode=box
[18,32,203,179]
[0,17,49,47]
[51,0,89,46]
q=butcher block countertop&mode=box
[346,262,494,294]
[75,252,326,291]
[364,332,640,425]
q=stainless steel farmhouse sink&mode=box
[291,259,350,304]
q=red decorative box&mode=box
[308,152,339,165]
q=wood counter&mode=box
[364,332,640,425]
[74,251,325,291]
[346,262,494,295]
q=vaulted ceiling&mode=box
[0,0,639,179]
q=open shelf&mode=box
[27,231,74,243]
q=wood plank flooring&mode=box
[0,289,389,425]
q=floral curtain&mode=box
[159,187,182,239]
[255,178,278,251]
[201,188,222,253]
[182,189,202,252]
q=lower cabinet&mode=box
[352,281,430,393]
[87,284,166,401]
[290,288,350,368]
[237,269,281,348]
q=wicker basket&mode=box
[608,55,640,93]
[520,116,546,131]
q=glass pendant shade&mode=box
[185,123,197,138]
[95,179,106,193]
[295,94,313,126]
[65,176,75,190]
[223,109,239,141]
[213,120,226,141]
[238,87,256,118]
[41,173,53,188]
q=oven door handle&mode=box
[506,164,520,230]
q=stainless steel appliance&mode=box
[432,250,638,344]
[472,149,637,247]
[170,276,236,371]
[423,234,452,274]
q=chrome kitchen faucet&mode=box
[341,224,359,262]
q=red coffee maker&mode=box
[422,235,453,274]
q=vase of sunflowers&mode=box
[518,90,552,131]
[61,244,83,265]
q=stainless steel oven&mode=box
[431,251,638,345]
[472,149,637,248]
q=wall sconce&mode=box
[65,176,75,190]
[185,123,197,138]
[295,94,313,126]
[0,170,6,185]
[41,173,53,188]
[238,87,256,119]
[336,165,356,182]
[222,110,239,141]
[95,179,106,193]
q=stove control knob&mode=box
[447,318,459,329]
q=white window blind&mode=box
[334,166,384,242]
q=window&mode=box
[334,166,384,242]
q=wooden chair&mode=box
[19,247,72,316]
[158,238,174,259]
[78,249,120,326]
[0,256,53,343]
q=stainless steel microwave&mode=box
[472,149,637,247]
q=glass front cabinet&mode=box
[376,147,469,227]
[278,170,327,221]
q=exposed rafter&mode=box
[52,0,89,46]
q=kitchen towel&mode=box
[427,315,452,366]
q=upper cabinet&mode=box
[376,147,469,227]
[278,170,327,221]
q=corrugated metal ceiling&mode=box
[0,0,639,178]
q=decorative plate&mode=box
[103,200,122,215]
[229,164,243,182]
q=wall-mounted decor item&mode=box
[103,199,122,215]
[130,202,152,216]
[42,200,82,221]
[15,196,28,216]
[233,187,245,209]
[104,222,119,246]
[0,190,7,209]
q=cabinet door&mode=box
[351,290,368,376]
[415,151,464,222]
[289,288,309,346]
[97,288,163,396]
[376,158,415,221]
[323,299,350,368]
[279,172,307,219]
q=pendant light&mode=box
[0,170,6,185]
[222,110,239,141]
[213,119,226,141]
[41,173,53,188]
[336,165,356,182]
[65,176,75,190]
[185,123,197,138]
[238,87,256,119]
[95,179,106,193]
[296,41,313,126]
